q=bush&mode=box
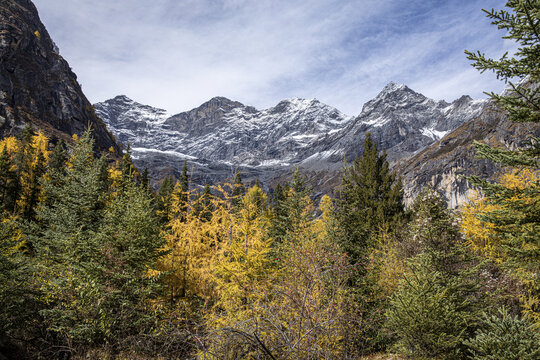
[386,253,478,360]
[465,308,540,360]
[386,189,485,359]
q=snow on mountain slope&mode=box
[95,95,352,168]
[95,82,487,191]
[298,82,486,170]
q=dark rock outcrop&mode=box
[397,102,540,207]
[0,0,119,152]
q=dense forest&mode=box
[0,1,539,359]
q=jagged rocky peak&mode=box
[361,81,428,115]
[272,97,316,112]
[196,96,246,113]
[268,97,350,127]
[381,81,408,93]
[110,94,135,104]
[451,94,473,107]
[95,95,169,127]
[377,81,424,100]
[0,0,120,152]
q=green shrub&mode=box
[386,253,479,360]
[465,308,540,360]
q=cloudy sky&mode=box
[33,0,511,115]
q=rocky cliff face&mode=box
[96,83,487,200]
[397,102,540,208]
[0,0,119,152]
[298,83,486,170]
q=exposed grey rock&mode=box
[0,0,119,152]
[96,82,487,200]
[397,102,540,208]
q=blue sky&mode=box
[33,0,511,115]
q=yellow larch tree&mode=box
[203,185,275,358]
[267,193,350,359]
[461,168,540,325]
[159,182,224,305]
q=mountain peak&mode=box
[208,96,234,103]
[196,96,245,112]
[270,97,320,114]
[361,82,425,114]
[111,95,134,103]
[382,81,407,93]
[286,97,319,105]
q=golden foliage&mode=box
[370,229,408,298]
[159,183,230,303]
[460,168,538,262]
[460,190,502,261]
[461,168,540,326]
[201,187,350,359]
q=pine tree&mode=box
[0,215,33,342]
[464,0,539,324]
[88,180,165,343]
[0,145,19,213]
[27,131,110,344]
[387,189,485,360]
[32,131,104,260]
[141,167,150,191]
[465,307,540,360]
[156,176,174,223]
[335,132,404,265]
[200,183,213,222]
[232,172,246,208]
[178,161,189,221]
[269,168,313,244]
[48,139,67,176]
[121,143,135,187]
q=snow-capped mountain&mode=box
[299,82,486,170]
[95,82,487,195]
[95,95,352,169]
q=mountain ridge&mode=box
[95,83,490,206]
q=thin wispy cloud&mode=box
[34,0,509,115]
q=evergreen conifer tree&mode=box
[88,180,165,343]
[32,130,105,263]
[47,139,66,176]
[27,131,110,344]
[0,145,19,213]
[232,172,246,208]
[121,143,135,187]
[387,189,485,359]
[335,133,404,265]
[465,0,539,323]
[141,167,150,191]
[201,183,213,222]
[179,161,189,221]
[269,167,313,244]
[156,176,175,223]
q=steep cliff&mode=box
[0,0,119,152]
[397,102,540,208]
